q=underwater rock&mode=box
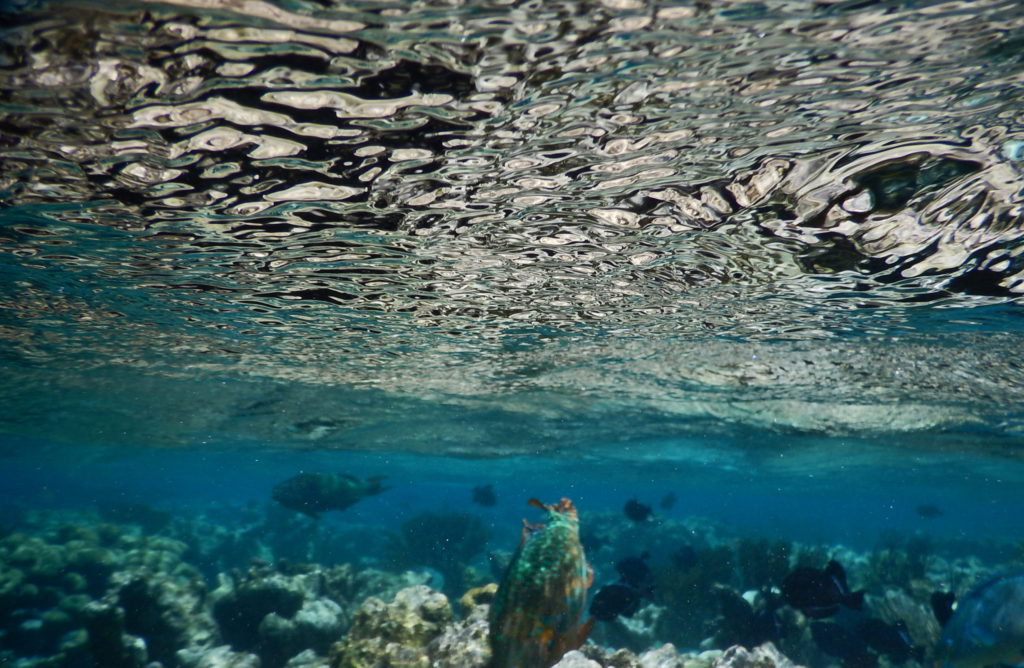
[427,583,495,668]
[285,648,332,667]
[711,643,805,668]
[211,564,361,667]
[553,650,604,668]
[178,643,262,668]
[427,614,491,668]
[329,584,453,668]
[82,600,150,668]
[106,568,220,665]
[259,598,348,668]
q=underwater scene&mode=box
[2,0,1024,666]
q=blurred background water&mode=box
[2,0,1024,666]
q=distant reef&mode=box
[1,505,1020,667]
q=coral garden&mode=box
[0,502,1021,668]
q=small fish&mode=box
[472,483,497,507]
[615,551,652,590]
[933,569,1024,668]
[781,559,864,619]
[271,472,388,518]
[489,498,594,668]
[590,582,643,621]
[623,498,653,523]
[916,503,944,518]
[856,618,923,664]
[659,491,677,510]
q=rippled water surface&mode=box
[1,0,1024,457]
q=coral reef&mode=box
[329,585,454,668]
[210,561,430,668]
[0,503,1016,668]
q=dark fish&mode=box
[271,472,388,518]
[931,590,957,626]
[916,503,944,518]
[471,483,496,507]
[615,552,652,590]
[713,585,784,649]
[811,622,878,668]
[934,569,1024,668]
[659,491,677,510]
[623,498,653,523]
[590,582,643,621]
[489,498,594,668]
[856,618,922,664]
[782,560,864,619]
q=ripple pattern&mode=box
[1,0,1024,445]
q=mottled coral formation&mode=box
[329,585,452,668]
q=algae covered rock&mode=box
[330,585,452,668]
[177,643,262,668]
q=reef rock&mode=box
[427,584,495,668]
[82,600,150,668]
[211,564,356,668]
[259,598,347,667]
[106,568,219,664]
[177,643,261,668]
[553,650,605,668]
[711,643,805,668]
[329,585,453,668]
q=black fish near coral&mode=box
[712,585,785,650]
[615,551,652,590]
[590,582,644,621]
[782,559,864,619]
[623,498,653,523]
[272,472,389,518]
[856,618,923,664]
[811,621,878,668]
[472,483,497,507]
[489,498,593,668]
[591,552,654,622]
